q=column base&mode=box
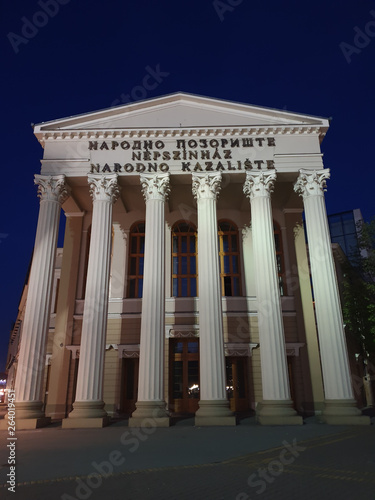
[256,400,303,425]
[321,399,371,425]
[0,416,51,430]
[15,401,46,420]
[194,399,236,426]
[66,400,108,419]
[128,401,170,428]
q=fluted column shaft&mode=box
[294,170,354,401]
[129,174,170,426]
[68,174,119,421]
[192,173,235,425]
[244,171,301,424]
[244,171,290,399]
[15,175,69,420]
[194,174,226,400]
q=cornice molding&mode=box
[35,125,327,147]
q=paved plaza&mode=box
[0,412,374,500]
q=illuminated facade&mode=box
[3,93,370,429]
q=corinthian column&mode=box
[63,174,119,428]
[294,169,369,424]
[129,173,170,427]
[244,171,302,425]
[13,175,69,430]
[193,173,236,426]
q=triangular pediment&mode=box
[34,92,329,133]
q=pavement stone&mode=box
[0,416,374,500]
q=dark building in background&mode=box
[328,209,364,266]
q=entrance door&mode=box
[169,339,199,414]
[121,358,139,415]
[226,357,249,412]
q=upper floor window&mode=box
[128,222,145,298]
[172,222,197,297]
[218,220,241,296]
[274,222,285,296]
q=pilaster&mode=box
[45,212,84,419]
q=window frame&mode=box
[127,221,145,298]
[218,220,242,297]
[171,221,198,298]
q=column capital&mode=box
[243,171,276,200]
[140,173,170,202]
[88,173,120,203]
[35,174,70,204]
[294,169,330,199]
[192,173,222,201]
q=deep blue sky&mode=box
[1,0,375,371]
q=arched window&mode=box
[274,222,285,296]
[218,220,241,296]
[172,222,197,297]
[127,222,145,298]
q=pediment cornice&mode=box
[36,124,327,147]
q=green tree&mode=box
[342,218,375,365]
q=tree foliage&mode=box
[341,218,375,364]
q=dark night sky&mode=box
[1,0,375,370]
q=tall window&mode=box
[218,220,241,296]
[172,222,197,297]
[128,222,145,298]
[274,222,285,296]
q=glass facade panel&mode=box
[138,279,143,298]
[172,361,183,399]
[187,341,199,353]
[187,361,199,398]
[174,342,183,353]
[181,256,187,274]
[231,234,237,251]
[181,236,187,253]
[190,278,196,297]
[190,256,196,274]
[181,278,188,296]
[139,256,144,275]
[232,255,238,273]
[173,236,178,253]
[173,256,178,274]
[224,255,230,274]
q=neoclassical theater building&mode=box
[6,93,370,429]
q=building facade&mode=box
[4,93,370,429]
[328,209,364,266]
